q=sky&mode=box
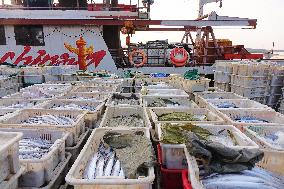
[1,0,283,49]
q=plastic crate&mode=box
[0,131,22,183]
[100,106,151,128]
[105,93,142,107]
[120,86,142,93]
[269,75,284,86]
[231,74,269,86]
[23,75,44,85]
[0,109,87,144]
[265,94,282,105]
[143,89,189,98]
[214,71,231,83]
[218,109,284,131]
[44,75,62,82]
[231,84,266,98]
[250,96,266,104]
[143,83,175,90]
[143,97,198,109]
[214,82,230,92]
[62,74,78,81]
[0,99,45,110]
[237,63,270,76]
[182,78,210,93]
[205,99,271,111]
[71,86,118,93]
[266,86,282,94]
[150,108,224,126]
[0,166,25,189]
[36,99,105,129]
[65,128,155,189]
[66,129,91,166]
[157,124,258,170]
[194,92,246,108]
[157,144,186,189]
[60,92,110,102]
[0,128,69,187]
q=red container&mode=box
[158,144,191,189]
[182,170,192,189]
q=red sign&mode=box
[0,46,106,67]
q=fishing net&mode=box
[184,69,200,80]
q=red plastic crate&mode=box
[158,144,191,189]
[182,170,192,189]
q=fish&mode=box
[103,153,115,176]
[83,153,99,179]
[111,159,121,176]
[95,155,105,177]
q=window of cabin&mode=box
[14,25,45,46]
[0,26,6,45]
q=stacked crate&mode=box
[213,61,233,92]
[0,66,22,97]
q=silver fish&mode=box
[83,153,99,179]
[103,153,115,176]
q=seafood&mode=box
[202,167,284,189]
[158,112,207,121]
[148,98,181,107]
[234,117,268,123]
[83,143,124,179]
[0,102,38,109]
[19,137,53,159]
[52,103,97,111]
[104,115,144,127]
[110,94,140,106]
[216,102,237,108]
[22,114,75,125]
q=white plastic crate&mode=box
[149,108,224,126]
[72,86,118,93]
[143,83,174,90]
[231,84,266,98]
[37,99,105,129]
[60,92,110,102]
[231,74,269,86]
[0,166,25,189]
[0,109,21,123]
[215,61,234,73]
[205,99,271,111]
[143,97,198,108]
[0,131,22,183]
[142,89,189,98]
[214,71,230,83]
[237,63,270,76]
[214,82,230,92]
[182,78,210,93]
[44,75,62,82]
[218,109,284,131]
[65,127,155,189]
[0,109,87,144]
[106,93,142,107]
[0,128,69,187]
[62,74,78,81]
[100,106,151,128]
[194,92,246,108]
[23,75,44,85]
[157,124,258,170]
[0,99,45,110]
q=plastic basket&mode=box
[36,99,105,129]
[143,97,199,109]
[0,99,45,110]
[44,75,62,82]
[0,131,22,183]
[143,89,189,98]
[231,84,266,98]
[65,128,155,189]
[150,108,224,126]
[0,128,69,187]
[71,86,118,93]
[60,92,110,102]
[214,82,230,92]
[231,74,269,86]
[157,124,258,170]
[237,63,270,76]
[266,86,282,94]
[0,166,25,189]
[218,109,284,131]
[0,109,87,144]
[194,92,246,108]
[182,78,210,93]
[269,75,284,86]
[214,71,231,83]
[100,106,151,128]
[62,74,78,81]
[105,93,142,107]
[182,170,192,189]
[157,144,187,189]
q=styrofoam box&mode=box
[143,89,189,98]
[0,109,87,144]
[71,86,118,93]
[218,109,284,131]
[194,92,246,108]
[106,93,142,107]
[205,99,272,111]
[0,131,22,183]
[0,128,69,187]
[65,127,155,189]
[231,84,266,98]
[231,74,269,86]
[0,166,25,189]
[149,108,224,126]
[143,96,199,108]
[214,71,231,83]
[0,99,46,110]
[36,99,105,129]
[100,106,151,128]
[182,78,210,93]
[157,124,258,170]
[60,92,110,102]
